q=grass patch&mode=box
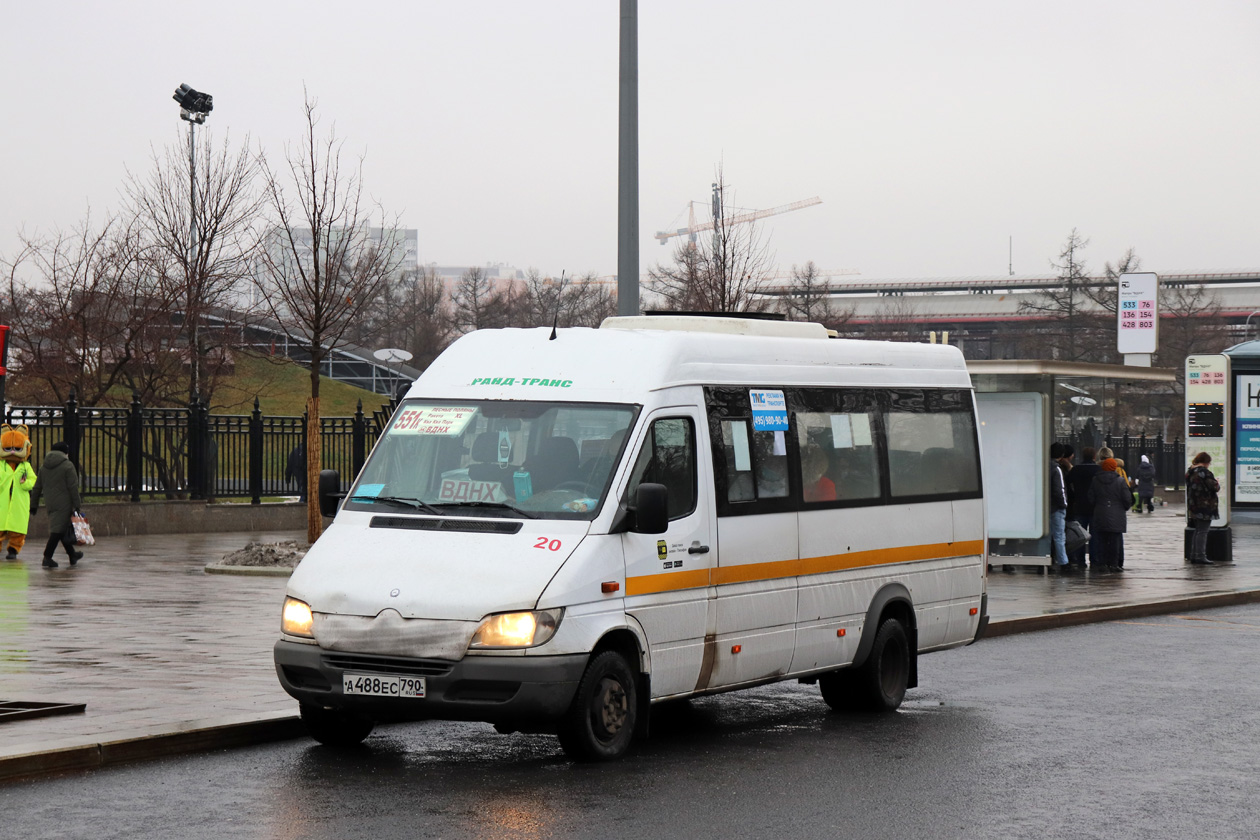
[212,353,392,418]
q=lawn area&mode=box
[213,353,392,418]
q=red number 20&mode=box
[534,537,562,551]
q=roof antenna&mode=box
[549,270,565,340]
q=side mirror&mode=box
[632,483,669,534]
[318,469,342,518]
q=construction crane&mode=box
[655,189,823,246]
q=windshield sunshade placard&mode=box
[391,406,477,436]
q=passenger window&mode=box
[721,419,788,502]
[795,411,880,503]
[886,390,981,498]
[627,418,697,520]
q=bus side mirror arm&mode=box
[318,469,343,518]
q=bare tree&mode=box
[519,269,617,328]
[864,294,921,342]
[1019,229,1106,361]
[777,261,853,328]
[451,266,498,333]
[254,93,404,541]
[647,167,775,313]
[3,212,177,406]
[124,131,262,403]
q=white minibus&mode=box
[274,315,988,761]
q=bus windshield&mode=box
[343,400,639,520]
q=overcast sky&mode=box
[3,1,1259,282]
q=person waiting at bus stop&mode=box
[1048,442,1070,570]
[1185,452,1220,564]
[1067,446,1102,568]
[1087,458,1130,572]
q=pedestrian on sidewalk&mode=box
[29,441,84,569]
[1067,446,1101,568]
[0,424,37,559]
[1186,452,1220,565]
[1087,457,1130,572]
[1049,442,1070,571]
[1135,454,1156,513]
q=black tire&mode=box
[819,617,910,713]
[300,704,375,747]
[557,650,638,762]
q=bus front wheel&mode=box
[557,650,638,762]
[820,617,910,712]
[301,704,375,747]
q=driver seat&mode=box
[525,436,580,492]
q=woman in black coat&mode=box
[1086,457,1130,572]
[30,441,83,568]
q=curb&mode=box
[982,587,1260,638]
[204,563,293,577]
[0,714,304,783]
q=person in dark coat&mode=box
[1049,442,1070,570]
[285,445,307,502]
[29,441,84,568]
[1185,451,1220,564]
[1135,454,1156,513]
[1066,446,1101,567]
[1086,458,1131,572]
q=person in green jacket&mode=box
[30,441,84,568]
[0,424,37,560]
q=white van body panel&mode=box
[288,511,590,621]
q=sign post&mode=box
[1185,354,1232,560]
[1117,272,1159,366]
[0,324,9,425]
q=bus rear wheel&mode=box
[820,617,910,712]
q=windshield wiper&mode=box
[431,501,539,519]
[349,495,443,516]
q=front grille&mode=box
[370,516,522,534]
[323,652,455,678]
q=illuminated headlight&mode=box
[469,609,563,649]
[281,596,314,638]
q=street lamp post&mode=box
[1244,310,1260,342]
[171,84,213,401]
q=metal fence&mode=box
[6,391,396,503]
[1056,430,1187,490]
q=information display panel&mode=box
[1185,355,1230,525]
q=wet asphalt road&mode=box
[5,604,1260,840]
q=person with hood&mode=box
[30,441,84,568]
[1185,451,1220,565]
[1086,458,1131,572]
[1135,454,1157,513]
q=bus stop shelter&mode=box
[967,360,1178,566]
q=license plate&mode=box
[342,673,426,698]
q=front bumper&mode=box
[274,640,587,725]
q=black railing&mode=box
[1056,430,1186,490]
[5,391,398,503]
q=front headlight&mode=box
[469,608,563,649]
[281,596,314,638]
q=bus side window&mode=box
[886,389,982,498]
[627,418,697,520]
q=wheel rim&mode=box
[591,675,628,741]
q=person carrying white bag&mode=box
[29,441,85,568]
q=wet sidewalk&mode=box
[1,506,1257,780]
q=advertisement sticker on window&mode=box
[749,389,788,431]
[390,406,477,436]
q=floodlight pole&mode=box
[617,0,639,316]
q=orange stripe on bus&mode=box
[626,540,984,596]
[624,568,712,597]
